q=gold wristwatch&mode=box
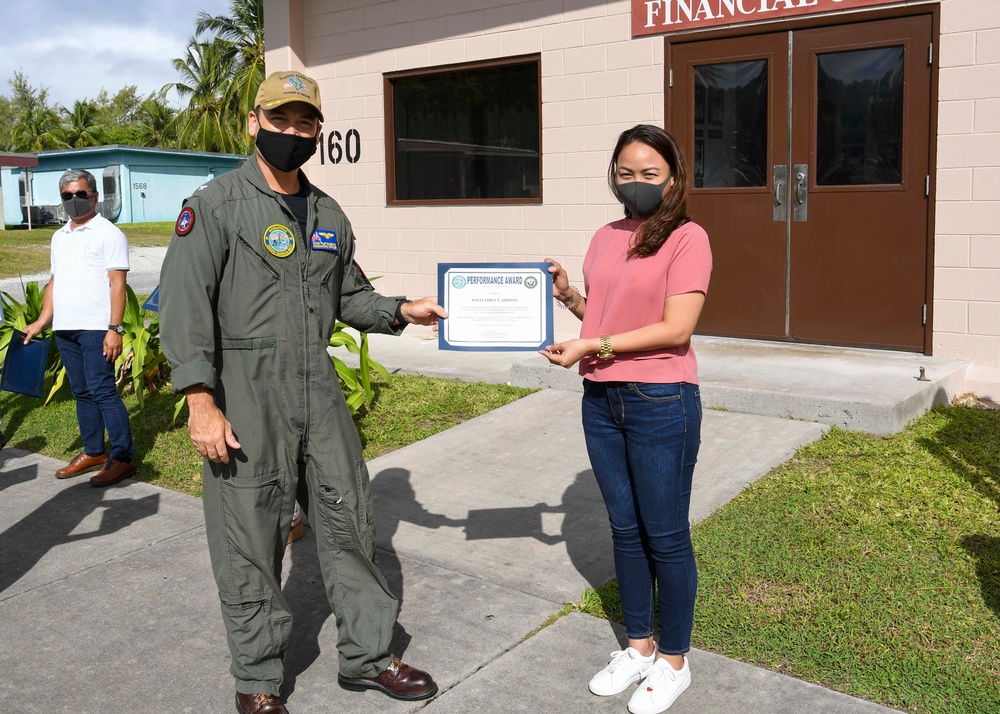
[597,335,615,360]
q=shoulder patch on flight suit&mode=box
[310,229,338,252]
[175,207,195,236]
[263,224,295,258]
[353,260,372,287]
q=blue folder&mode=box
[142,285,160,312]
[1,330,50,398]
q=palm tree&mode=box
[11,104,66,151]
[167,40,242,153]
[137,92,178,147]
[195,0,265,140]
[61,100,105,147]
[7,71,67,151]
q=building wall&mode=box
[935,0,1000,396]
[273,0,658,337]
[1,149,243,226]
[268,0,1000,394]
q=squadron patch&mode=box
[175,207,195,236]
[263,224,295,258]
[310,229,338,252]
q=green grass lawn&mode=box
[0,222,175,279]
[577,405,1000,714]
[0,373,535,497]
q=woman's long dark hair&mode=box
[607,124,690,259]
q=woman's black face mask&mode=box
[617,177,670,219]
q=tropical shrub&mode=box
[330,322,390,414]
[1,283,167,406]
[117,286,169,409]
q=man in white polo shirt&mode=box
[23,169,136,486]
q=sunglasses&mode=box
[60,190,92,200]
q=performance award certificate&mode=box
[438,263,554,351]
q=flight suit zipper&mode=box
[298,214,311,446]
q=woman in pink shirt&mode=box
[540,125,712,714]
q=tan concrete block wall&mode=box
[936,0,1000,395]
[279,0,659,334]
[267,0,1000,389]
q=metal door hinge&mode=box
[669,68,673,88]
[925,175,930,197]
[922,304,927,325]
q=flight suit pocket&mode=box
[218,594,291,667]
[219,473,285,575]
[223,234,285,338]
[354,457,374,540]
[318,484,360,551]
[318,262,342,338]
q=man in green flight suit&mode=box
[159,71,447,714]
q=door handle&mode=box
[793,164,808,221]
[773,165,787,222]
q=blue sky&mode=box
[0,0,231,108]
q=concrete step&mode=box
[510,335,969,435]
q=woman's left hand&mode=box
[538,338,596,368]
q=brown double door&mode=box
[670,15,933,351]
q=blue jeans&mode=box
[55,330,133,461]
[582,380,701,655]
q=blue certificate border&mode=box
[438,262,553,352]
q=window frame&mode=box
[383,54,543,206]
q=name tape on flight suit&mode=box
[311,229,338,252]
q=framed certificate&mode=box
[438,263,553,351]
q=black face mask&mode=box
[255,126,317,172]
[62,196,95,220]
[617,178,670,219]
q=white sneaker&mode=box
[588,647,656,696]
[627,656,691,714]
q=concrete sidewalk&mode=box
[0,341,901,713]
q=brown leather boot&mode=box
[287,512,304,545]
[235,692,288,714]
[338,657,438,701]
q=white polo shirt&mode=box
[49,213,130,331]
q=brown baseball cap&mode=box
[254,71,324,121]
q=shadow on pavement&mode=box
[0,480,160,595]
[279,465,615,696]
[0,449,38,493]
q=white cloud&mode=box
[0,0,231,107]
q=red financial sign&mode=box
[632,0,908,36]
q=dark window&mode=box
[816,46,904,186]
[385,56,541,204]
[693,60,768,189]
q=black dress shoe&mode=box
[235,692,288,714]
[338,657,438,701]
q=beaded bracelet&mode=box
[557,285,583,311]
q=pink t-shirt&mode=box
[579,218,712,384]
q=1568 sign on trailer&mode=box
[633,0,906,36]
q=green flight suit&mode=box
[159,157,405,697]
